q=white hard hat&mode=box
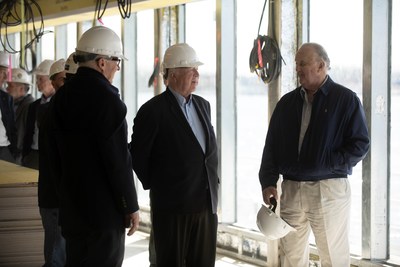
[0,51,9,68]
[49,59,66,80]
[65,53,78,74]
[34,59,56,76]
[161,43,203,74]
[9,68,31,85]
[256,200,296,240]
[76,26,126,60]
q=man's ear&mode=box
[97,58,106,69]
[319,61,324,69]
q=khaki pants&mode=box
[279,178,351,267]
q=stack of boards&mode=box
[0,160,43,266]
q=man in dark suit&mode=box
[49,26,140,267]
[0,89,16,163]
[6,68,34,164]
[0,51,17,163]
[22,59,55,169]
[130,43,219,267]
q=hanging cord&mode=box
[118,0,131,19]
[257,0,268,36]
[95,0,108,23]
[0,0,48,73]
[249,0,285,84]
[95,0,133,21]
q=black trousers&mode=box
[152,209,218,267]
[64,228,125,267]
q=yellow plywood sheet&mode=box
[35,0,194,19]
[0,160,38,185]
[1,0,199,34]
[35,0,118,19]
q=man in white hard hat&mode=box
[6,68,34,163]
[0,51,17,163]
[130,43,219,267]
[64,52,78,81]
[49,59,66,91]
[22,59,55,169]
[48,26,140,267]
[37,58,67,267]
[0,51,10,91]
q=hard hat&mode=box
[161,43,203,74]
[0,51,9,68]
[65,53,78,74]
[9,68,31,85]
[256,198,296,240]
[34,59,56,76]
[49,59,66,80]
[76,26,126,60]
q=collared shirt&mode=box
[298,88,312,153]
[298,76,328,153]
[170,87,206,153]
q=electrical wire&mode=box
[118,0,131,19]
[95,0,108,22]
[257,0,268,36]
[0,0,48,73]
[95,0,132,21]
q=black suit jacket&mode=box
[49,67,139,235]
[0,90,16,154]
[130,88,219,214]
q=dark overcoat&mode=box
[49,67,139,235]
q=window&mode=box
[135,9,155,205]
[185,0,217,125]
[100,16,122,90]
[390,0,400,261]
[136,9,155,109]
[40,26,55,60]
[235,0,269,229]
[310,0,364,256]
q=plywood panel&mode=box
[0,161,44,266]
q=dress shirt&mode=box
[170,87,206,153]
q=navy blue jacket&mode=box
[259,76,370,189]
[130,88,219,214]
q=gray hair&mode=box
[74,51,98,63]
[302,43,331,70]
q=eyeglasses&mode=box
[109,57,121,67]
[96,56,121,67]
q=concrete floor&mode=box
[122,231,260,267]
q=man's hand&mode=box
[125,211,140,236]
[262,186,278,206]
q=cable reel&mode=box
[249,0,284,84]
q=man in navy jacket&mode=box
[259,43,370,266]
[130,43,219,267]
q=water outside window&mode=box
[135,9,155,206]
[390,0,400,261]
[236,0,270,230]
